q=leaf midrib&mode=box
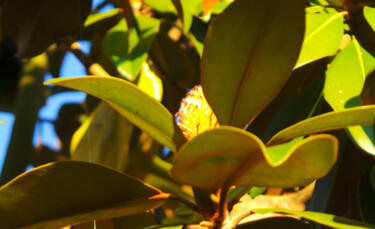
[229,0,278,126]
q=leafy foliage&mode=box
[1,0,375,228]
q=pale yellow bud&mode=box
[176,85,219,140]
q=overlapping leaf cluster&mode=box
[1,0,375,228]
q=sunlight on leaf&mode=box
[268,105,375,146]
[137,62,163,101]
[324,39,375,155]
[45,76,186,153]
[103,15,160,81]
[172,126,337,189]
[364,6,375,32]
[202,0,305,128]
[295,11,344,68]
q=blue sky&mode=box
[0,0,114,174]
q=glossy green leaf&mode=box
[171,126,337,189]
[201,0,305,128]
[253,208,374,229]
[295,11,344,68]
[0,161,168,229]
[3,0,91,58]
[144,0,177,14]
[268,105,375,145]
[45,76,186,153]
[364,6,375,32]
[103,15,160,81]
[137,63,163,101]
[71,101,133,172]
[324,39,375,155]
[236,134,337,188]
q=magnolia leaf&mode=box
[0,161,168,229]
[253,209,374,229]
[295,11,344,68]
[211,2,230,15]
[71,101,133,172]
[84,8,122,27]
[268,105,375,145]
[137,62,163,101]
[171,127,337,189]
[201,0,305,128]
[144,0,177,14]
[103,15,160,81]
[324,39,375,155]
[364,6,375,32]
[45,76,186,153]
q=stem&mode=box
[213,186,230,229]
[0,54,47,185]
[169,194,200,212]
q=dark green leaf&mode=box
[201,0,305,128]
[0,161,168,229]
[45,76,186,153]
[171,127,337,189]
[3,0,91,58]
[268,105,375,146]
[149,22,201,89]
[253,208,374,229]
